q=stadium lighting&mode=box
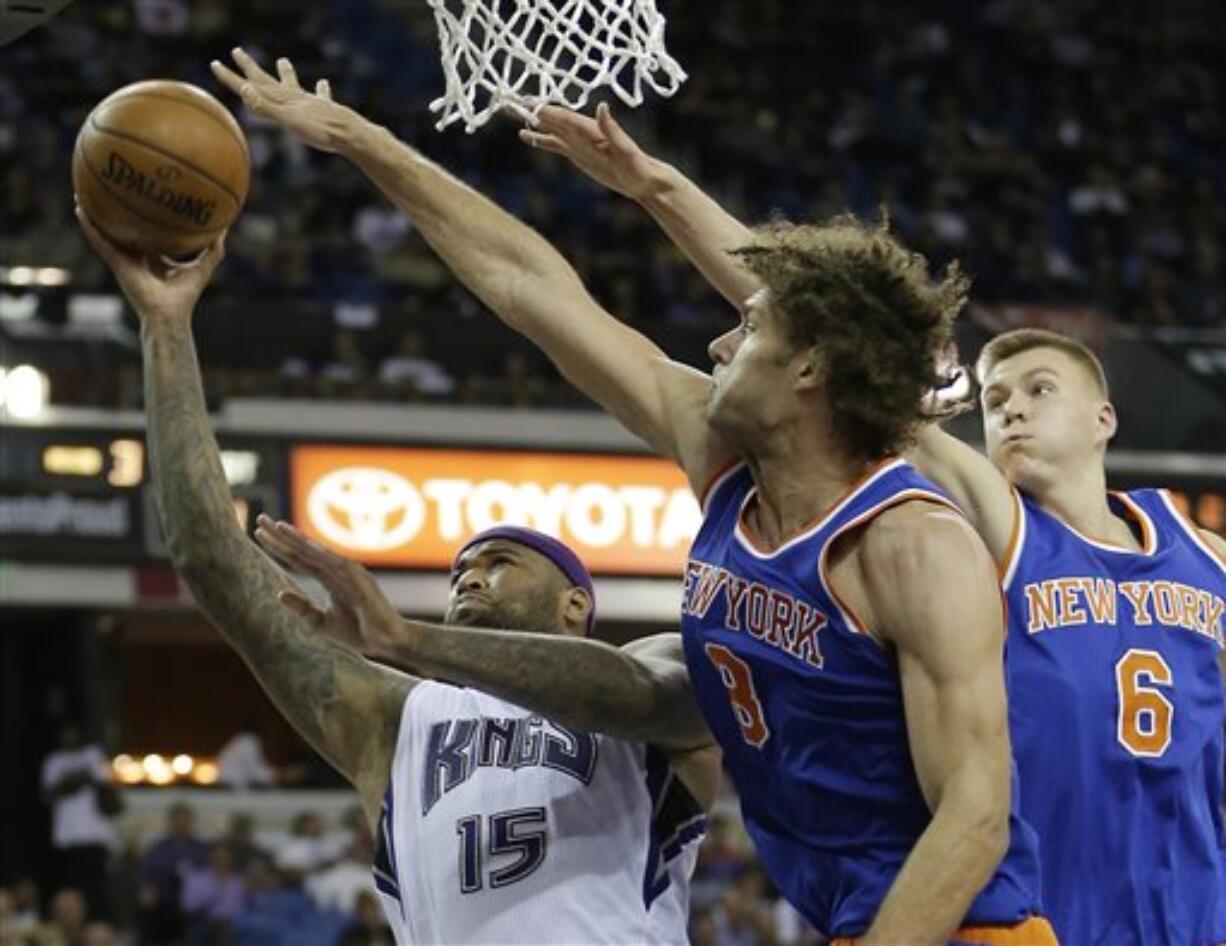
[0,364,50,419]
[0,266,70,287]
[191,761,220,785]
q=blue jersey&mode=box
[681,458,1042,938]
[1002,488,1226,946]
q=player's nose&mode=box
[456,567,488,593]
[707,327,737,365]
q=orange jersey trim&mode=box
[698,458,746,513]
[817,488,965,642]
[997,487,1026,588]
[735,455,904,556]
[1160,489,1226,575]
[830,915,1059,946]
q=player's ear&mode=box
[1095,399,1117,447]
[793,345,825,392]
[561,586,593,636]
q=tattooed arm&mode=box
[255,519,713,754]
[77,213,410,827]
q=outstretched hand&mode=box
[211,48,353,153]
[76,207,224,323]
[254,515,407,661]
[518,103,661,201]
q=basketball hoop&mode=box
[427,0,686,133]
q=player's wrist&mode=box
[335,109,385,161]
[632,158,678,206]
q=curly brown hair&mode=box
[730,214,969,460]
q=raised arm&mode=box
[76,213,409,827]
[253,518,713,755]
[210,51,734,493]
[853,504,1013,943]
[521,105,760,309]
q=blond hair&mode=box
[976,328,1109,398]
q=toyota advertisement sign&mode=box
[290,446,702,575]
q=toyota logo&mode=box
[306,467,425,551]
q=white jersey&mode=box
[373,682,706,945]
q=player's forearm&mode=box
[862,771,1009,944]
[339,115,589,339]
[385,619,704,749]
[140,317,402,789]
[637,162,761,309]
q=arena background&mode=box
[1,2,1223,945]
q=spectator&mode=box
[44,889,88,946]
[219,814,271,875]
[272,812,340,881]
[334,892,393,946]
[8,879,42,936]
[79,923,117,946]
[40,723,119,919]
[709,868,778,946]
[135,803,208,946]
[180,845,247,946]
[376,330,455,398]
[305,829,376,915]
[216,727,276,791]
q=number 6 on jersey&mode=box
[1116,648,1174,758]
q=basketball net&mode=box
[427,0,687,132]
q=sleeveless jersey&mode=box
[1001,488,1226,946]
[372,682,705,945]
[681,458,1043,938]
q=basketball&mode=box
[72,80,249,259]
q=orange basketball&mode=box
[72,80,250,259]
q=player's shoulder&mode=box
[1197,527,1226,562]
[855,497,990,592]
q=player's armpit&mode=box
[855,504,1012,943]
[907,425,1017,566]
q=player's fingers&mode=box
[256,524,323,578]
[271,523,353,589]
[518,129,569,156]
[272,519,337,563]
[210,60,247,97]
[278,590,325,626]
[596,102,633,151]
[238,82,267,116]
[315,78,332,101]
[231,47,272,83]
[74,206,123,266]
[253,526,303,571]
[503,101,538,127]
[535,104,594,136]
[276,57,301,90]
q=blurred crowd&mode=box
[3,801,398,946]
[6,794,814,946]
[1,0,1223,408]
[16,721,813,946]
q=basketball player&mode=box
[212,49,1055,943]
[74,213,717,945]
[520,105,1226,944]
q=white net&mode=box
[427,0,687,132]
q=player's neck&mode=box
[1033,462,1142,550]
[744,431,879,548]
